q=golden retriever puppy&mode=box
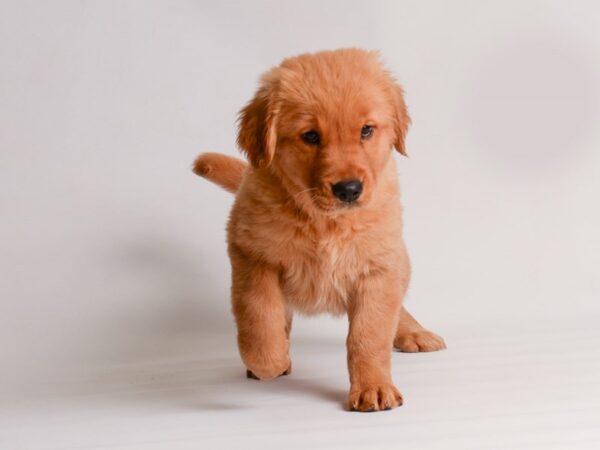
[193,48,445,412]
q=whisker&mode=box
[292,187,318,200]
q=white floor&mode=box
[3,319,600,450]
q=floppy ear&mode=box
[237,72,279,168]
[390,83,411,156]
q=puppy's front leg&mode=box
[230,249,291,380]
[347,271,403,412]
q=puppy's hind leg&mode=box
[230,247,291,380]
[393,306,446,352]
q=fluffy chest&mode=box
[280,233,371,315]
[229,189,403,315]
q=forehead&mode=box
[274,51,393,130]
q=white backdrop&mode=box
[2,0,600,395]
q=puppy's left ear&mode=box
[390,83,411,156]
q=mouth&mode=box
[311,194,363,213]
[293,184,366,214]
[337,200,362,209]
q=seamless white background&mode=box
[1,1,600,449]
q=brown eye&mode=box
[361,125,374,140]
[301,130,320,145]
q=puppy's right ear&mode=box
[237,71,279,168]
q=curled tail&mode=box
[192,152,248,193]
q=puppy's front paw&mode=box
[246,364,291,380]
[348,383,403,412]
[394,330,446,353]
[244,356,292,380]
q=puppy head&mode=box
[237,48,410,212]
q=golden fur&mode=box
[193,49,445,412]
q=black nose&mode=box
[331,179,363,203]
